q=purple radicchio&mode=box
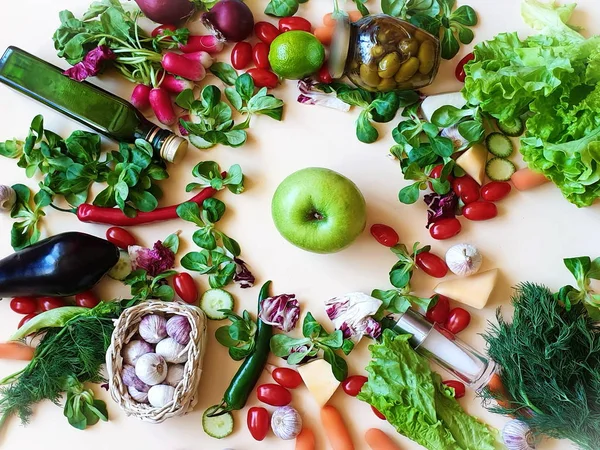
[129,240,175,277]
[64,46,115,82]
[424,191,459,229]
[259,294,300,332]
[233,258,255,289]
[325,292,382,342]
[297,79,350,112]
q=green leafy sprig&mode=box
[8,184,46,251]
[263,0,369,18]
[186,161,244,195]
[215,310,258,360]
[556,256,600,320]
[63,376,108,430]
[123,269,178,303]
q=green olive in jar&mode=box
[371,45,385,58]
[394,57,420,82]
[398,38,419,57]
[378,52,402,79]
[359,64,381,87]
[417,40,436,74]
[377,77,397,92]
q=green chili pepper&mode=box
[208,281,272,416]
[10,306,88,341]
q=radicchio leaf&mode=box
[129,241,175,277]
[64,46,115,81]
[424,191,459,229]
[259,294,300,332]
[297,79,350,111]
[325,293,382,342]
[233,257,255,289]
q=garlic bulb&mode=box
[147,384,175,408]
[271,406,302,440]
[128,385,149,403]
[441,126,470,149]
[122,339,153,365]
[165,364,185,387]
[445,244,482,276]
[135,353,167,386]
[166,315,191,346]
[156,337,188,364]
[122,364,150,392]
[0,185,16,212]
[139,314,167,344]
[502,419,537,450]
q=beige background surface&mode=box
[0,0,597,449]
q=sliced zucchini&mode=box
[107,250,132,281]
[497,117,524,137]
[485,132,514,158]
[203,406,234,439]
[200,289,234,320]
[486,157,516,181]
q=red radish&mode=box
[246,69,278,89]
[182,51,214,68]
[254,21,280,44]
[253,42,271,69]
[179,35,224,54]
[162,53,206,81]
[231,42,252,70]
[178,114,190,136]
[131,84,151,110]
[134,0,195,25]
[149,88,177,126]
[201,0,254,42]
[151,24,177,38]
[279,16,312,33]
[160,73,194,94]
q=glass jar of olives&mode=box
[329,14,441,92]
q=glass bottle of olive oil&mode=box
[0,46,187,163]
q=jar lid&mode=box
[328,15,351,79]
[160,134,188,164]
[384,310,433,348]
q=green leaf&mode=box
[264,0,299,17]
[341,339,355,355]
[356,110,379,143]
[129,190,157,212]
[322,347,348,382]
[318,330,343,349]
[209,262,237,288]
[441,28,460,59]
[430,177,451,194]
[457,120,484,145]
[221,234,241,257]
[225,87,244,111]
[235,73,255,102]
[181,251,212,274]
[153,284,175,301]
[564,257,591,286]
[215,326,239,347]
[431,105,473,128]
[223,130,247,147]
[210,62,239,86]
[193,228,217,250]
[450,5,477,26]
[588,257,600,280]
[398,182,421,204]
[0,139,24,158]
[162,233,180,254]
[382,0,407,16]
[410,14,441,35]
[389,261,413,288]
[203,198,226,223]
[176,202,204,226]
[351,0,369,16]
[175,89,196,110]
[455,25,474,45]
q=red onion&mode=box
[201,0,254,42]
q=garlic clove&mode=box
[271,406,302,440]
[445,243,483,277]
[122,339,153,366]
[502,419,537,450]
[156,337,188,364]
[135,353,167,386]
[128,385,149,403]
[0,185,16,212]
[165,364,185,387]
[139,314,167,344]
[148,384,175,408]
[122,364,150,392]
[166,315,191,346]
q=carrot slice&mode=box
[296,427,316,450]
[314,26,335,46]
[511,168,548,191]
[0,342,35,361]
[365,429,402,450]
[321,405,355,450]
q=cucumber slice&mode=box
[200,289,234,320]
[203,406,234,439]
[486,157,516,181]
[485,132,514,158]
[107,250,132,281]
[497,117,524,137]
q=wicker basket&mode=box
[106,301,207,423]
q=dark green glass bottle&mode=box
[0,46,187,163]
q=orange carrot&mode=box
[296,427,316,450]
[0,342,35,361]
[321,405,355,450]
[487,373,512,410]
[365,429,402,450]
[511,168,549,191]
[314,26,335,46]
[323,10,363,27]
[348,10,364,22]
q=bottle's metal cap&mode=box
[160,134,188,164]
[386,309,433,348]
[328,15,351,79]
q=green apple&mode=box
[271,167,367,253]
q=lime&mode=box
[268,31,325,80]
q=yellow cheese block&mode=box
[434,269,499,309]
[456,144,488,185]
[298,359,340,407]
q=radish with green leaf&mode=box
[162,53,206,82]
[149,88,176,126]
[131,84,152,110]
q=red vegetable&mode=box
[231,41,252,70]
[254,21,280,44]
[18,313,38,329]
[455,52,475,82]
[371,406,386,420]
[179,35,224,54]
[445,308,471,334]
[256,383,292,406]
[130,84,151,110]
[160,73,195,94]
[317,63,333,84]
[247,407,270,441]
[443,380,466,399]
[178,114,190,136]
[75,291,100,308]
[246,69,278,89]
[173,273,198,304]
[342,375,368,396]
[10,297,38,315]
[429,218,461,240]
[149,87,176,126]
[428,164,454,190]
[106,227,136,249]
[279,16,312,33]
[415,252,448,278]
[481,181,511,202]
[181,51,214,68]
[161,53,206,82]
[38,296,65,311]
[202,0,255,42]
[426,294,450,324]
[370,224,399,247]
[134,0,195,25]
[151,24,177,38]
[253,42,271,70]
[452,176,480,204]
[272,367,302,389]
[463,201,497,221]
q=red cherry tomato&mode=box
[279,16,312,33]
[173,273,198,304]
[38,297,66,311]
[247,407,270,441]
[75,291,100,309]
[443,380,466,399]
[256,383,292,406]
[481,181,511,202]
[455,52,475,82]
[106,227,136,249]
[10,297,38,315]
[426,295,450,324]
[463,201,498,221]
[253,42,271,70]
[231,41,252,70]
[370,224,399,247]
[445,308,471,334]
[415,252,448,278]
[429,218,462,240]
[18,312,38,329]
[452,176,480,204]
[371,406,386,420]
[342,375,368,396]
[246,69,278,89]
[151,24,177,38]
[254,21,280,44]
[428,164,454,191]
[272,367,303,389]
[318,64,333,84]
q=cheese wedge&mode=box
[421,92,467,122]
[456,144,488,185]
[298,359,340,407]
[434,269,499,309]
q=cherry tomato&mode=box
[272,367,303,389]
[370,224,399,247]
[18,312,38,329]
[443,380,466,399]
[428,164,454,191]
[10,297,38,315]
[173,273,198,304]
[106,227,136,249]
[247,407,270,441]
[256,383,292,406]
[445,308,471,334]
[318,64,333,84]
[246,69,278,89]
[254,21,280,44]
[342,375,368,396]
[38,297,66,311]
[279,16,312,33]
[429,218,462,240]
[481,181,511,202]
[371,406,386,420]
[455,52,475,82]
[463,201,497,221]
[75,291,100,308]
[452,176,480,204]
[415,252,448,278]
[426,294,450,324]
[151,24,177,38]
[231,41,252,70]
[253,42,271,70]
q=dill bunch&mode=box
[481,282,600,449]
